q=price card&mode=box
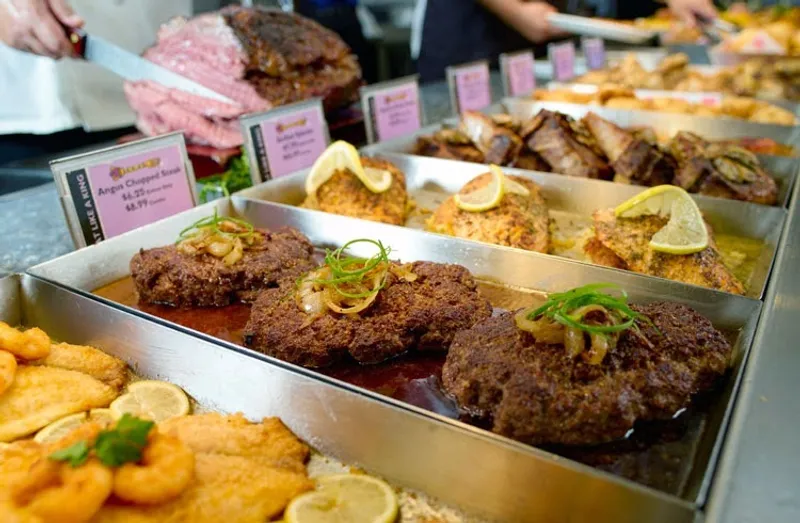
[548,41,576,82]
[51,133,197,248]
[446,61,492,114]
[361,75,423,144]
[500,50,536,98]
[582,37,606,70]
[241,98,330,183]
[739,30,786,54]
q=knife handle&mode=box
[66,27,87,58]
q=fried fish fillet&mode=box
[94,415,312,523]
[302,157,409,225]
[158,413,309,467]
[587,209,745,295]
[426,173,550,253]
[29,343,127,392]
[94,454,313,523]
[0,366,117,442]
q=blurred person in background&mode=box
[295,0,378,83]
[411,0,719,83]
[0,0,213,166]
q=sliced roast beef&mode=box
[124,7,362,149]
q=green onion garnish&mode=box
[176,210,255,244]
[527,283,647,335]
[310,239,392,298]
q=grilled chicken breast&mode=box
[427,173,550,253]
[586,209,745,295]
[302,157,409,225]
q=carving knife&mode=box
[67,29,236,105]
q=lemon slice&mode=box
[285,474,398,523]
[614,185,709,255]
[34,408,117,444]
[110,380,190,423]
[455,164,528,212]
[305,141,392,195]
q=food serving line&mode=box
[4,51,800,522]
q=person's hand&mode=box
[667,0,718,27]
[512,2,569,44]
[0,0,83,58]
[480,0,568,44]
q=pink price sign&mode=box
[582,37,606,70]
[548,42,576,82]
[259,105,328,180]
[63,144,194,245]
[368,82,422,142]
[450,62,491,113]
[502,51,536,97]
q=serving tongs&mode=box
[697,15,741,43]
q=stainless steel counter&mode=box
[705,139,800,523]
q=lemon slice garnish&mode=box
[305,141,392,195]
[454,164,529,212]
[614,185,709,255]
[109,380,190,423]
[285,474,398,523]
[33,408,115,444]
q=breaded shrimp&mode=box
[0,323,50,361]
[12,458,112,523]
[0,351,16,396]
[113,433,195,505]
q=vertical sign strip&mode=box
[65,168,105,246]
[582,37,606,70]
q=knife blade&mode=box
[68,29,235,105]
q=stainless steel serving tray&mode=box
[361,104,800,208]
[1,271,688,523]
[27,199,763,516]
[234,154,784,300]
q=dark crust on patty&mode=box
[442,302,731,446]
[130,227,315,308]
[243,261,493,367]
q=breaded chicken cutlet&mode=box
[443,295,731,447]
[302,157,409,225]
[244,260,492,367]
[131,214,315,308]
[586,209,745,295]
[427,172,550,253]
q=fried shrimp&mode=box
[12,458,112,523]
[0,323,50,361]
[113,433,195,505]
[0,351,16,396]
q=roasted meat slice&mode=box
[512,149,551,171]
[243,261,492,367]
[584,112,677,186]
[413,132,485,164]
[131,226,315,307]
[587,209,745,295]
[426,173,550,253]
[521,110,612,179]
[302,157,409,225]
[442,301,731,446]
[459,111,523,165]
[669,132,778,205]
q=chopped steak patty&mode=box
[131,227,315,308]
[243,261,492,367]
[442,302,731,446]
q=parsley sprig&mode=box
[49,414,155,468]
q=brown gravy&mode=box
[95,276,717,498]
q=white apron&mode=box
[0,0,192,135]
